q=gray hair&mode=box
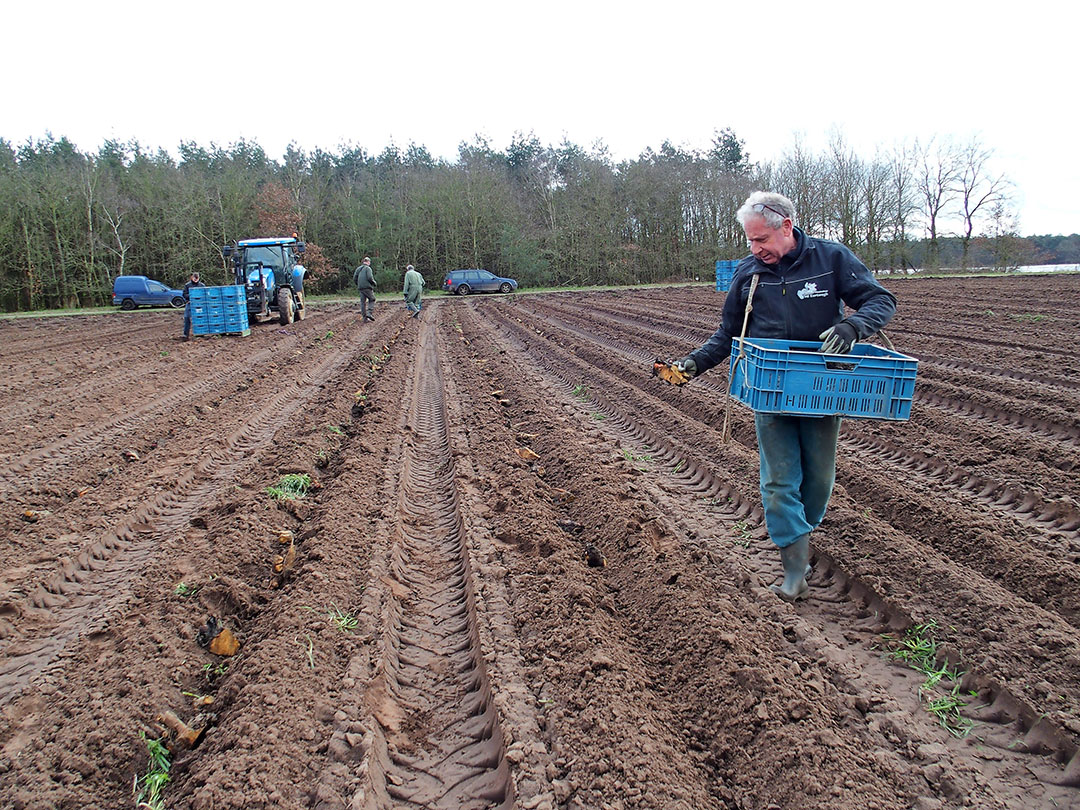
[736,192,796,230]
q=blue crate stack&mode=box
[715,259,738,292]
[728,337,918,421]
[189,286,250,337]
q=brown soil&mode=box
[1,274,1079,810]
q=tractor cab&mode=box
[222,236,307,324]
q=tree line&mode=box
[0,128,1059,312]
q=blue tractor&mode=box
[221,236,308,325]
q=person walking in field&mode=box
[353,257,377,322]
[181,271,205,340]
[672,191,897,600]
[403,264,425,319]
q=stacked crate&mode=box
[715,259,738,292]
[189,285,250,336]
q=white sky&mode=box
[5,0,1077,236]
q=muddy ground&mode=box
[0,274,1078,810]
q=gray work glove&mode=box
[674,357,697,377]
[818,322,857,354]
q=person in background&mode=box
[403,264,425,319]
[353,257,377,322]
[182,271,205,340]
[673,191,897,601]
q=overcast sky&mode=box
[5,0,1076,236]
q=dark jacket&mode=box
[182,279,206,302]
[353,264,376,291]
[689,228,896,375]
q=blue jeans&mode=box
[183,304,192,337]
[754,413,841,548]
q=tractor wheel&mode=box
[295,304,306,321]
[277,288,295,325]
[121,299,136,311]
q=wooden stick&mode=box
[722,274,760,443]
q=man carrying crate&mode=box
[671,192,897,601]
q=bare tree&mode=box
[915,137,962,269]
[957,138,1010,269]
[860,153,892,270]
[100,204,128,277]
[774,135,828,236]
[887,142,919,271]
[826,129,863,248]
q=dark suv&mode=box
[443,269,518,295]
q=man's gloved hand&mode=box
[674,357,697,378]
[651,357,694,385]
[818,322,857,354]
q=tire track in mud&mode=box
[0,314,395,707]
[358,315,514,810]
[0,310,361,499]
[0,319,169,402]
[0,316,165,355]
[468,298,1080,797]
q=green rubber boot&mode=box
[770,534,810,601]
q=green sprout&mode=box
[267,473,312,501]
[572,384,589,401]
[302,604,359,633]
[326,425,345,435]
[133,732,171,810]
[299,634,315,669]
[201,662,228,682]
[882,621,977,738]
[326,605,358,633]
[733,520,754,548]
[173,582,199,598]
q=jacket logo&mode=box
[796,282,829,300]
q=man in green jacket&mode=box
[403,264,425,319]
[353,257,377,322]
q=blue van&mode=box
[112,276,186,310]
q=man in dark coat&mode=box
[182,271,205,340]
[675,192,897,600]
[353,257,377,321]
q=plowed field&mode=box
[1,274,1079,810]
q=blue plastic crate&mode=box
[220,285,246,304]
[189,284,244,304]
[728,337,918,420]
[715,259,738,292]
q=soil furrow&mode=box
[358,315,513,810]
[0,317,368,706]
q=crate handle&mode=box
[722,273,759,443]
